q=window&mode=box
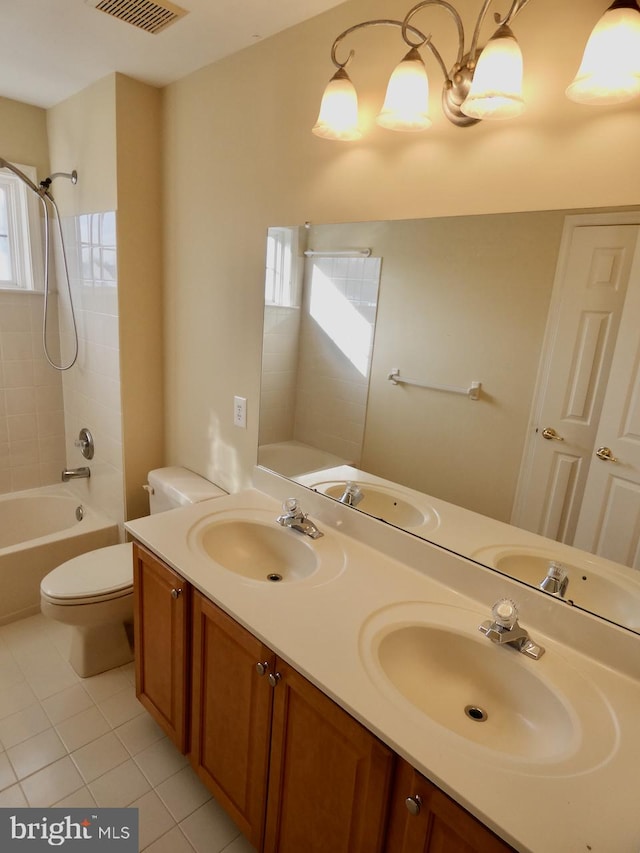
[0,164,41,290]
[265,227,299,308]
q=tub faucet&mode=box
[61,467,91,481]
[338,481,363,507]
[479,599,544,659]
[276,498,324,539]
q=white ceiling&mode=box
[0,0,347,109]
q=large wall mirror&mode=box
[258,209,640,634]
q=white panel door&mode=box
[513,223,640,543]
[573,244,640,569]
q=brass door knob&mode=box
[595,446,618,462]
[541,427,564,441]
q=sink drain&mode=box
[464,705,488,722]
[267,573,283,583]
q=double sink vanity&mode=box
[125,468,640,853]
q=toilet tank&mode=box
[147,467,227,514]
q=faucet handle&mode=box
[282,498,301,516]
[491,598,518,629]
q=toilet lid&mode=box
[41,543,133,601]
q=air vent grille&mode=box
[88,0,188,34]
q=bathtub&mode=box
[0,484,119,625]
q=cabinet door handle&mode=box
[256,661,270,676]
[268,672,281,687]
[171,588,182,599]
[405,795,423,816]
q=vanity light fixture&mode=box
[312,0,640,140]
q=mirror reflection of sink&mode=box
[188,511,346,585]
[311,480,437,530]
[360,602,617,773]
[471,546,640,632]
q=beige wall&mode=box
[0,96,49,177]
[162,0,640,492]
[115,75,164,520]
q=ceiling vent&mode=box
[86,0,189,35]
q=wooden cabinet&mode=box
[133,543,190,752]
[385,758,514,853]
[264,657,393,853]
[190,591,274,849]
[190,591,393,853]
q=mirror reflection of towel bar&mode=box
[388,368,482,401]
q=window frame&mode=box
[0,163,43,291]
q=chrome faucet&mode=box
[61,467,91,481]
[479,599,544,659]
[338,481,363,507]
[276,498,324,539]
[539,561,568,598]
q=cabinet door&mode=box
[385,759,514,853]
[190,592,274,850]
[133,543,189,752]
[264,658,394,853]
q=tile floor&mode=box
[0,613,256,853]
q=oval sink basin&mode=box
[472,546,640,633]
[360,602,617,773]
[313,480,437,530]
[187,510,346,585]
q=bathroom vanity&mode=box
[126,483,640,853]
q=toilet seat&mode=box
[41,542,133,606]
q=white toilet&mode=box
[40,467,226,678]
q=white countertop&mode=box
[126,486,640,853]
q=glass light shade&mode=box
[461,24,525,120]
[566,1,640,104]
[376,48,432,131]
[312,68,362,141]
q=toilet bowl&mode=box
[41,543,134,678]
[40,467,226,678]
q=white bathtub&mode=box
[0,485,119,625]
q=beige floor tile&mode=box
[156,765,212,822]
[88,758,151,807]
[71,731,129,783]
[0,751,17,791]
[82,668,132,703]
[0,783,28,807]
[179,798,242,853]
[98,686,145,728]
[0,680,37,720]
[21,755,84,806]
[132,790,176,850]
[222,835,258,853]
[55,705,110,752]
[41,683,95,725]
[143,825,196,853]
[0,702,51,749]
[134,737,189,787]
[53,785,98,808]
[7,727,67,780]
[115,712,164,756]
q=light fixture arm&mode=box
[329,19,450,81]
[468,0,531,58]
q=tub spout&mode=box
[61,467,91,481]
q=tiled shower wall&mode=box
[59,211,124,524]
[0,212,123,524]
[0,291,66,493]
